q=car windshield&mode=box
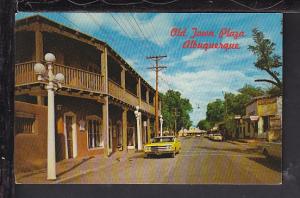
[153,137,174,143]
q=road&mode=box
[64,136,281,184]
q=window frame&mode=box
[86,115,103,150]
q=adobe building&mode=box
[234,95,282,141]
[14,15,159,173]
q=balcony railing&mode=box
[108,80,139,107]
[15,61,155,114]
[15,61,104,93]
[108,79,155,114]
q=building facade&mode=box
[234,96,282,141]
[14,15,159,173]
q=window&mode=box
[87,117,103,149]
[15,116,35,134]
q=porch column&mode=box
[101,47,109,156]
[35,26,43,62]
[147,117,151,143]
[122,107,128,151]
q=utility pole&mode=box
[147,55,167,136]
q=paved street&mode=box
[63,136,281,184]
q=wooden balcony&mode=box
[15,61,155,114]
[15,61,104,93]
[108,80,155,114]
[141,100,155,115]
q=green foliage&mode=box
[224,84,267,116]
[266,85,282,96]
[199,84,266,130]
[161,90,193,132]
[206,99,225,125]
[238,84,265,97]
[248,28,282,91]
[197,119,211,130]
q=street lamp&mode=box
[134,106,142,151]
[34,53,64,180]
[159,115,163,137]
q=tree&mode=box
[238,84,265,97]
[224,85,265,116]
[197,119,211,130]
[206,99,225,125]
[161,90,193,132]
[266,85,281,96]
[248,28,282,92]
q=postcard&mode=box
[14,12,282,184]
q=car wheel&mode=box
[144,154,148,159]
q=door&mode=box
[64,112,77,159]
[66,115,74,159]
[127,127,135,149]
[116,121,122,150]
[112,126,117,152]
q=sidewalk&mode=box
[15,150,143,184]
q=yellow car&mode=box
[144,136,181,158]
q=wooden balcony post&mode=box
[37,96,45,105]
[121,66,126,89]
[146,88,150,104]
[122,107,128,151]
[35,24,43,62]
[101,47,110,155]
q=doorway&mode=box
[64,112,77,159]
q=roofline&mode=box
[246,95,279,106]
[15,15,156,92]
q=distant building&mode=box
[235,95,282,141]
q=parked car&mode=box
[261,141,282,160]
[210,133,223,141]
[144,136,181,158]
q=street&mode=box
[63,136,281,184]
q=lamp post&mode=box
[159,115,163,137]
[134,106,142,151]
[34,53,64,180]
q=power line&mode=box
[124,13,156,55]
[129,13,157,54]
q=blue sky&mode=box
[16,12,282,125]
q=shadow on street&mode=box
[248,156,281,172]
[56,156,94,178]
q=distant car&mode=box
[196,134,201,137]
[261,141,282,160]
[210,133,223,141]
[144,136,181,158]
